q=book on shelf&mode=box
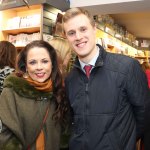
[6,14,40,29]
[8,32,40,46]
[6,17,20,29]
[20,14,40,28]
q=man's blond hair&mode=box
[62,7,95,29]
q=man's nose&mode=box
[75,31,82,39]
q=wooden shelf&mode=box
[135,56,147,59]
[138,47,150,50]
[0,3,60,44]
[2,26,40,35]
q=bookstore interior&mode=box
[0,0,150,64]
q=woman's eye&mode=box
[29,61,36,65]
[42,60,49,64]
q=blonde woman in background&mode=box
[49,37,72,77]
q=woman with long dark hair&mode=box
[0,40,70,150]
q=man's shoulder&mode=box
[107,52,137,66]
[65,68,76,80]
[105,52,139,74]
[107,52,134,62]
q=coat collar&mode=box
[3,74,53,100]
[74,44,106,68]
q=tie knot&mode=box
[84,65,92,78]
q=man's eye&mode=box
[81,27,87,32]
[67,32,75,36]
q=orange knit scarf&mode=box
[25,76,52,92]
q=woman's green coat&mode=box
[0,74,61,150]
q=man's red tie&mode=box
[84,65,92,78]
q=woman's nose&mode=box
[36,63,43,70]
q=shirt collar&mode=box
[79,46,99,71]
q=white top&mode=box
[79,47,99,73]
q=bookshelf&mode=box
[0,5,41,39]
[0,4,61,48]
[96,28,150,62]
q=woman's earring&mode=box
[23,71,29,79]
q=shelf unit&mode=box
[0,5,41,40]
[0,3,61,49]
[96,28,150,62]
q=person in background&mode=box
[49,37,72,77]
[62,7,149,150]
[140,61,150,150]
[141,61,150,88]
[0,40,70,150]
[0,40,17,94]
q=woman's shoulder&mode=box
[4,74,53,99]
[0,66,15,73]
[4,74,24,87]
[0,66,14,78]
